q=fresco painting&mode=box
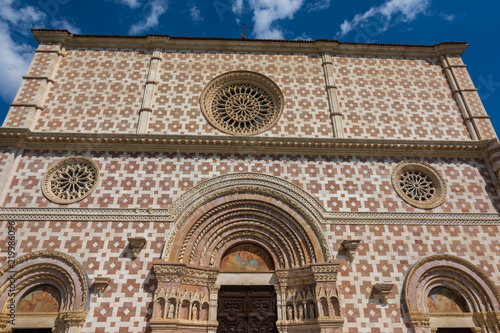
[427,287,467,313]
[18,285,61,313]
[220,243,274,271]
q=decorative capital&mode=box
[340,240,361,260]
[56,310,88,328]
[0,313,10,330]
[373,282,394,303]
[93,277,111,297]
[128,237,147,258]
[408,311,430,328]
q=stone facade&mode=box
[0,29,499,333]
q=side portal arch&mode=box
[0,250,90,333]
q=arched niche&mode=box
[403,254,500,333]
[0,250,90,333]
[152,173,343,332]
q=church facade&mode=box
[0,29,499,333]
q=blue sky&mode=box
[1,0,499,137]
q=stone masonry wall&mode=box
[5,45,492,141]
[3,150,499,214]
[1,221,498,333]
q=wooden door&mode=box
[217,285,278,333]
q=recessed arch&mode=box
[0,250,90,332]
[152,173,342,332]
[403,254,500,332]
[162,173,331,267]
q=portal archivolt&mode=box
[152,174,343,332]
[162,173,332,267]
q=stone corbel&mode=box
[93,277,111,297]
[128,237,147,258]
[373,283,394,303]
[340,240,361,260]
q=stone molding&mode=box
[31,29,468,58]
[1,207,499,224]
[161,173,332,264]
[0,129,492,158]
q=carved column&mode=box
[321,53,344,138]
[137,50,162,134]
[439,55,480,140]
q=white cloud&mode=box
[0,21,35,102]
[306,0,330,12]
[129,0,168,35]
[336,0,430,39]
[190,3,203,22]
[0,1,46,26]
[114,0,141,9]
[294,32,312,41]
[232,0,244,16]
[0,0,83,105]
[232,0,304,39]
[440,13,455,22]
[52,18,82,34]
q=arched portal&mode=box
[403,254,500,333]
[152,173,343,332]
[0,250,90,333]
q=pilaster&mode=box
[439,55,496,140]
[4,44,64,130]
[321,54,344,138]
[137,50,162,134]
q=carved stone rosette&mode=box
[41,156,100,204]
[200,71,284,135]
[392,160,447,209]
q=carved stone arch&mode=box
[403,254,500,333]
[152,173,343,332]
[0,250,89,333]
[162,173,332,265]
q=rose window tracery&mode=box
[399,170,435,202]
[392,161,446,209]
[201,71,284,135]
[42,156,100,204]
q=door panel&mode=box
[217,285,278,333]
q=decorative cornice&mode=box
[31,29,468,57]
[0,129,492,158]
[1,207,499,224]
